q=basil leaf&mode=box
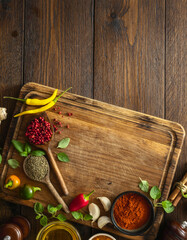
[47,204,57,215]
[20,151,28,157]
[57,152,69,162]
[8,159,20,169]
[162,200,175,213]
[34,202,44,214]
[12,140,24,153]
[139,178,149,192]
[31,150,45,156]
[83,214,93,221]
[35,214,42,220]
[56,213,66,222]
[0,154,2,164]
[56,204,62,211]
[150,186,161,200]
[24,143,32,155]
[71,211,83,220]
[40,215,48,227]
[57,138,70,149]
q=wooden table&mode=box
[0,1,186,239]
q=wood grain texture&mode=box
[0,83,185,239]
[94,0,165,118]
[0,0,24,226]
[22,1,94,238]
[165,0,187,222]
[24,0,93,97]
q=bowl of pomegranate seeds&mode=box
[25,116,53,145]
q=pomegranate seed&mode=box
[66,124,69,129]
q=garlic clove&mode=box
[97,196,111,211]
[0,108,7,124]
[98,216,112,229]
[88,203,100,222]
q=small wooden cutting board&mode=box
[0,82,185,239]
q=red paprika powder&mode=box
[113,192,151,230]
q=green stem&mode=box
[33,187,41,193]
[84,190,94,200]
[53,87,72,103]
[3,96,26,102]
[4,180,13,188]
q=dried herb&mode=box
[24,155,48,181]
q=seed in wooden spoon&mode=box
[24,155,48,181]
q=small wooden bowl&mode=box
[89,233,116,240]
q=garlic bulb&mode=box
[97,196,111,211]
[0,108,7,125]
[98,216,112,229]
[88,203,100,222]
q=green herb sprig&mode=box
[138,178,174,213]
[71,211,93,221]
[34,202,66,227]
[11,140,45,157]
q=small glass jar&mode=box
[36,221,81,240]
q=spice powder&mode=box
[24,155,48,181]
[113,193,151,230]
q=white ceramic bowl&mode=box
[89,233,116,240]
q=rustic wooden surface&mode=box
[0,83,185,239]
[0,0,186,239]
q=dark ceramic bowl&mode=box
[110,191,154,236]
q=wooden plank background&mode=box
[0,0,186,239]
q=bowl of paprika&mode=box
[110,191,154,236]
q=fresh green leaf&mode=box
[71,211,84,220]
[20,151,28,157]
[83,214,93,221]
[0,154,2,164]
[47,204,57,215]
[12,140,24,153]
[57,152,69,162]
[24,143,32,155]
[139,178,149,192]
[56,204,62,211]
[34,202,44,214]
[162,200,175,213]
[150,186,161,200]
[181,190,187,198]
[8,159,20,169]
[31,150,45,157]
[36,214,42,220]
[56,213,66,222]
[40,215,48,227]
[57,138,70,149]
[33,187,41,193]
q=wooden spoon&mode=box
[23,156,70,213]
[25,112,69,196]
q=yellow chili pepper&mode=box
[14,87,72,118]
[4,89,58,106]
[4,175,21,190]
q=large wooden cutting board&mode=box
[0,82,185,239]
